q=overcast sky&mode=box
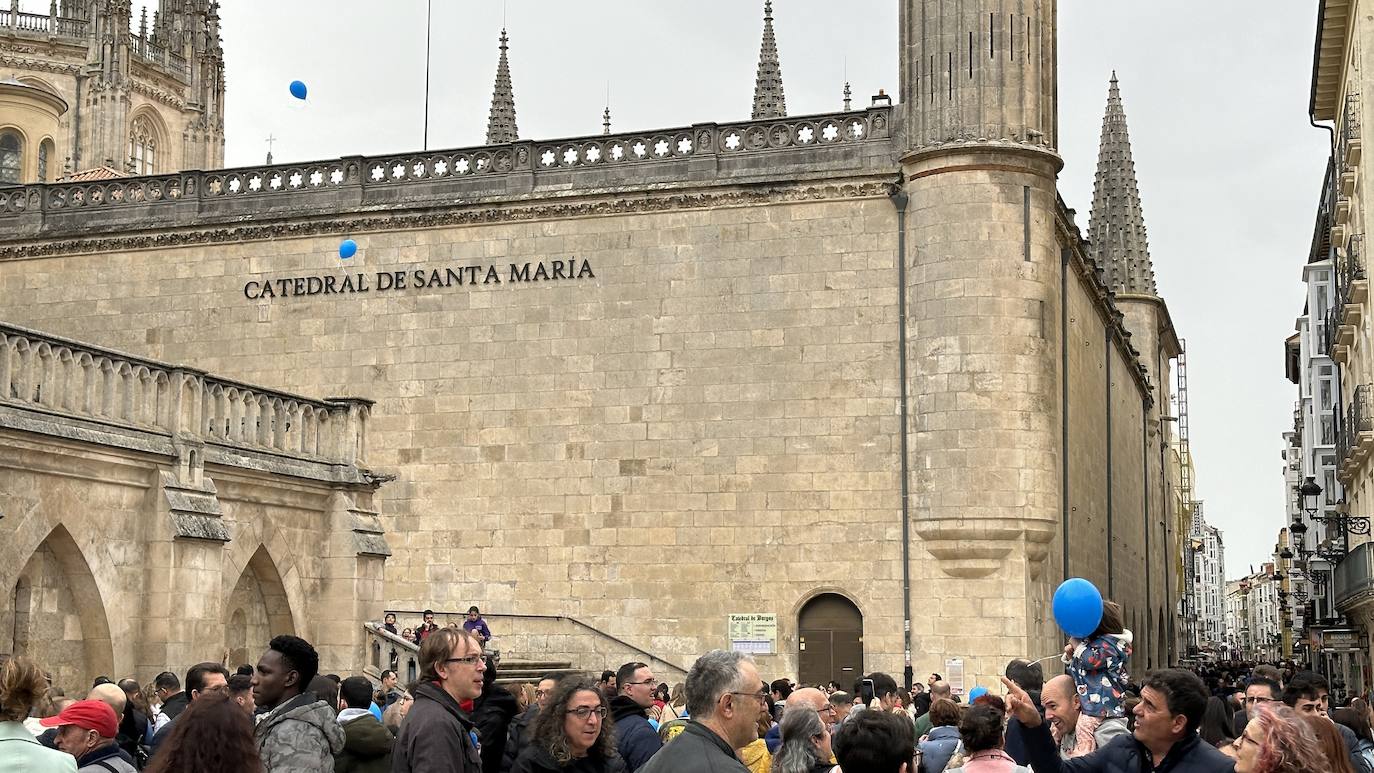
[192,0,1325,577]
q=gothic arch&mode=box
[4,524,115,689]
[223,545,297,668]
[127,108,166,175]
[221,523,309,643]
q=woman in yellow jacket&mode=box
[738,701,775,773]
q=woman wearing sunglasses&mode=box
[512,679,627,773]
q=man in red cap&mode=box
[40,699,138,772]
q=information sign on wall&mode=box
[729,613,778,655]
[945,658,965,695]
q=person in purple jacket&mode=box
[463,606,493,646]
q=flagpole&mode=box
[423,0,433,151]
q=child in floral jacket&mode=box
[1062,600,1133,756]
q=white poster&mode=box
[945,658,965,695]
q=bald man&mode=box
[914,681,951,739]
[763,687,837,754]
[1040,674,1129,758]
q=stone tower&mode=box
[0,0,225,178]
[486,29,518,145]
[752,0,786,120]
[898,0,1064,659]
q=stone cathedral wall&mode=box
[1,189,1169,684]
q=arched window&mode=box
[37,139,53,182]
[129,115,158,175]
[0,131,22,183]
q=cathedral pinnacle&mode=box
[1087,73,1157,296]
[485,28,518,145]
[751,0,787,120]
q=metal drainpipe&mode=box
[891,187,914,692]
[1061,247,1071,576]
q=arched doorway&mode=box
[224,546,295,669]
[798,594,863,687]
[4,525,113,690]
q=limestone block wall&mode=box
[0,189,909,680]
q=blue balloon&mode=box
[339,239,357,259]
[1053,577,1104,638]
[289,80,308,100]
[968,686,988,702]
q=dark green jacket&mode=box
[336,714,394,773]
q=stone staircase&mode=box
[493,659,579,688]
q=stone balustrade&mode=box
[0,322,370,466]
[0,9,86,37]
[0,106,893,227]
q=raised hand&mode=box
[1001,676,1042,728]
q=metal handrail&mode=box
[381,610,690,675]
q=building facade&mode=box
[0,1,1190,687]
[0,322,388,689]
[1295,0,1374,694]
[0,0,225,183]
[1190,504,1227,655]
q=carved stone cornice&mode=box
[0,52,82,77]
[0,180,896,261]
[130,77,186,109]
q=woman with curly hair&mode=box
[143,691,263,773]
[1231,703,1331,773]
[511,678,626,773]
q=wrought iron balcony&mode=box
[1339,385,1374,474]
[1313,159,1338,264]
[1337,234,1368,315]
[1339,93,1363,184]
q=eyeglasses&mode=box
[625,679,659,687]
[816,704,838,716]
[566,706,608,719]
[444,655,483,667]
[729,691,770,705]
[535,689,551,698]
[1244,696,1277,704]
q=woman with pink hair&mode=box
[1231,703,1333,773]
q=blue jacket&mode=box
[1022,718,1233,773]
[919,725,962,773]
[609,697,663,772]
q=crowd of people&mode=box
[6,600,1374,773]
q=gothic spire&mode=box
[486,28,518,145]
[1087,72,1157,296]
[751,0,786,120]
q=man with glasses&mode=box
[501,674,559,773]
[610,662,664,771]
[393,628,485,773]
[764,686,835,754]
[639,650,759,773]
[1232,676,1280,737]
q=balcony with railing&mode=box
[1334,542,1374,611]
[0,8,87,39]
[1339,385,1374,477]
[1314,159,1338,264]
[0,322,372,472]
[1339,93,1363,188]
